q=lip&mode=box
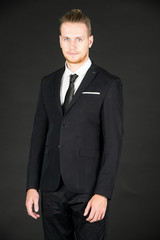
[68,53,78,55]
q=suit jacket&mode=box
[26,62,124,199]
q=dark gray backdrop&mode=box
[1,0,160,239]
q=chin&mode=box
[65,55,87,64]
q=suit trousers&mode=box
[41,176,110,240]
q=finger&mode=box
[33,212,40,219]
[83,201,91,216]
[101,212,105,220]
[89,212,99,222]
[31,202,40,219]
[86,208,95,221]
[34,198,39,213]
[30,212,39,219]
[29,210,40,219]
[26,201,33,216]
[26,202,40,219]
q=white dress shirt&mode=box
[60,58,92,105]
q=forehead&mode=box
[60,22,88,37]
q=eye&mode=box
[64,37,69,41]
[77,38,82,41]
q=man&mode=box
[25,9,123,240]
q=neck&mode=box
[66,57,89,72]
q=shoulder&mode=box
[93,63,122,87]
[95,63,120,80]
[41,67,65,84]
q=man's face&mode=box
[59,22,93,65]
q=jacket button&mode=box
[61,124,66,128]
[58,145,60,148]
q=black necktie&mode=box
[62,74,78,113]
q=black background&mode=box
[0,0,160,239]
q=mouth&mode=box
[68,52,78,56]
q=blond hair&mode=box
[59,9,92,36]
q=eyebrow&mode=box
[61,36,83,38]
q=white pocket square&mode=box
[82,91,100,95]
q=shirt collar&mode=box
[64,58,92,77]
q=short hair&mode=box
[59,9,92,36]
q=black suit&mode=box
[26,62,123,200]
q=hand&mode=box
[25,189,40,219]
[83,194,107,223]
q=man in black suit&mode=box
[25,9,123,240]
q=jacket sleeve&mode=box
[26,77,49,191]
[94,78,124,199]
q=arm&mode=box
[26,77,48,218]
[93,77,124,199]
[84,78,124,222]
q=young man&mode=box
[25,9,123,240]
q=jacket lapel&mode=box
[54,63,99,116]
[54,67,65,115]
[64,63,99,115]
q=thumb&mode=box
[83,201,91,216]
[34,199,39,212]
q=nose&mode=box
[70,40,76,50]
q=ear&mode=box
[59,35,62,48]
[89,35,94,48]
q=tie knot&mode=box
[70,74,78,84]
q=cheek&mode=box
[61,43,68,51]
[81,44,89,53]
